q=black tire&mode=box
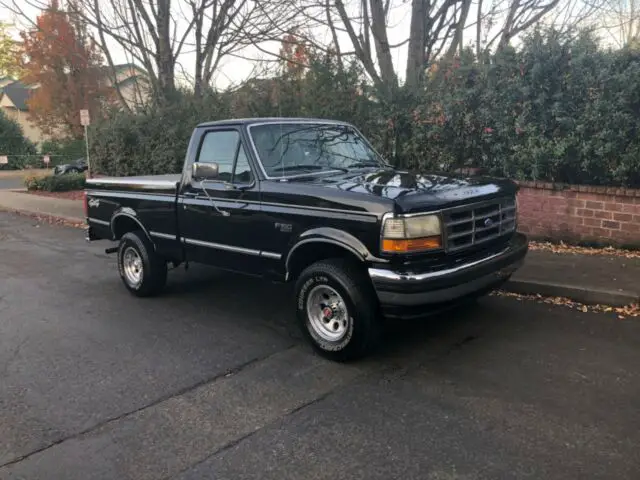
[117,230,167,297]
[294,258,382,362]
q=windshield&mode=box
[249,122,384,178]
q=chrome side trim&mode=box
[150,231,176,240]
[181,236,281,259]
[88,217,110,226]
[368,246,511,283]
[182,237,261,256]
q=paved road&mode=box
[0,212,638,480]
[0,177,23,190]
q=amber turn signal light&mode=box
[382,236,442,253]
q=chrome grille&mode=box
[443,197,517,252]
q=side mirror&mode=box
[192,162,219,181]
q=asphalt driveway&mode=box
[0,212,638,479]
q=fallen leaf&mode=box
[490,290,639,318]
[528,240,640,259]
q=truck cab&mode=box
[85,117,528,361]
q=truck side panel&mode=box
[85,175,182,261]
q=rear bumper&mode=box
[369,233,528,317]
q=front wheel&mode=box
[117,230,167,297]
[294,258,382,362]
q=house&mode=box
[0,79,45,145]
[0,64,150,146]
[101,63,151,111]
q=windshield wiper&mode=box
[271,165,348,173]
[347,161,382,168]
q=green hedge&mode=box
[0,109,37,170]
[90,27,640,188]
[24,173,86,192]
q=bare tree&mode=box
[286,0,569,98]
[598,0,640,46]
[3,0,299,102]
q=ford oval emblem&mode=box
[484,218,494,227]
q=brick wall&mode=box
[516,181,640,247]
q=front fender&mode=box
[285,227,386,276]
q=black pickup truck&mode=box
[84,117,528,361]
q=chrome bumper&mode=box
[368,233,528,307]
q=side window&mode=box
[197,130,254,184]
[233,145,253,184]
[197,130,239,182]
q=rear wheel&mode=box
[294,258,382,362]
[117,230,167,297]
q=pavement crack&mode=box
[165,382,337,480]
[0,345,296,470]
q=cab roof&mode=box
[196,117,353,128]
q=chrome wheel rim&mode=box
[122,247,143,287]
[306,285,350,342]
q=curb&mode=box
[0,207,85,228]
[504,279,639,307]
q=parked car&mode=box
[84,117,528,361]
[54,157,87,175]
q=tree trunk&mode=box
[405,0,427,94]
[156,0,175,101]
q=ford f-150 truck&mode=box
[84,117,528,361]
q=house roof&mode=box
[115,74,149,88]
[0,81,31,111]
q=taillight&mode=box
[83,191,88,217]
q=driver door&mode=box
[178,127,262,274]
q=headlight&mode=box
[381,214,442,253]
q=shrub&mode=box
[24,172,86,192]
[90,88,232,177]
[90,28,640,188]
[0,110,37,170]
[39,138,85,166]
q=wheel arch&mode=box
[285,228,373,281]
[111,209,154,247]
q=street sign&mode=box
[0,156,8,165]
[80,109,90,126]
[43,155,50,165]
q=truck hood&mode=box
[293,168,518,214]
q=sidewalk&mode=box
[0,189,637,307]
[507,249,640,307]
[0,189,84,222]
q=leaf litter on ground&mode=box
[529,240,640,259]
[1,209,86,229]
[490,289,639,319]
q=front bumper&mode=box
[369,233,528,317]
